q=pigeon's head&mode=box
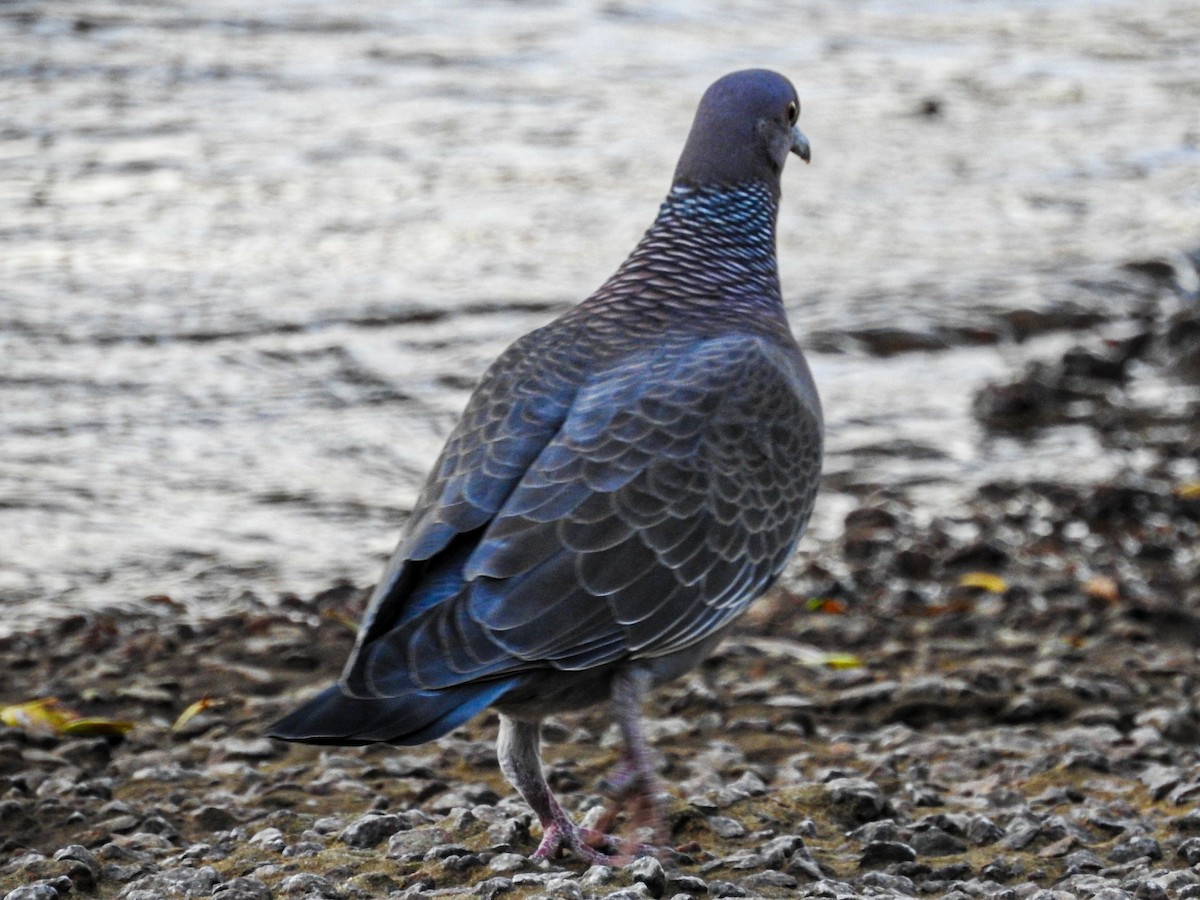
[673,69,810,197]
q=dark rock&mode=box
[848,819,901,843]
[247,828,286,853]
[859,870,915,893]
[756,834,801,865]
[139,815,181,841]
[910,826,967,857]
[625,857,667,898]
[52,844,99,881]
[1126,881,1169,900]
[848,326,951,356]
[706,882,747,898]
[966,815,1004,846]
[1178,837,1200,866]
[666,874,708,895]
[782,849,830,883]
[930,861,972,881]
[423,844,471,861]
[825,777,892,824]
[282,840,323,858]
[1108,835,1162,862]
[340,813,403,849]
[476,877,512,900]
[2,887,59,900]
[703,816,746,839]
[212,877,272,900]
[118,866,223,898]
[277,872,341,898]
[860,841,917,867]
[579,866,614,887]
[542,877,584,900]
[191,805,237,831]
[739,870,796,890]
[981,857,1024,881]
[1064,849,1104,874]
[443,853,483,872]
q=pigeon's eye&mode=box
[786,101,799,124]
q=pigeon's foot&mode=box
[593,770,668,847]
[499,702,679,865]
[592,668,669,846]
[532,819,623,864]
[533,818,671,864]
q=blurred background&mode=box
[2,0,1198,633]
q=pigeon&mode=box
[269,68,823,863]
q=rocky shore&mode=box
[3,272,1198,899]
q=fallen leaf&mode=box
[1175,481,1200,500]
[824,653,863,670]
[1,697,135,737]
[61,718,136,737]
[957,571,1009,593]
[172,696,216,732]
[0,698,79,734]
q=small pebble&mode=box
[544,876,583,900]
[340,812,403,849]
[625,856,667,898]
[704,816,746,839]
[860,841,917,867]
[3,887,59,900]
[212,877,272,900]
[476,876,512,900]
[278,872,339,897]
[488,852,527,873]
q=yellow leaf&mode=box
[0,698,78,733]
[61,718,136,737]
[824,653,863,669]
[1,697,134,737]
[957,572,1008,593]
[172,696,216,732]
[1175,481,1200,500]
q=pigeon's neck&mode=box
[591,182,787,329]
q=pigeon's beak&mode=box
[790,127,811,164]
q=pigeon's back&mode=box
[270,69,823,747]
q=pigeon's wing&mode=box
[346,332,823,696]
[342,320,589,685]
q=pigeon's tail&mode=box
[267,678,520,747]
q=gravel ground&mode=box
[3,278,1199,900]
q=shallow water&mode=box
[2,0,1199,633]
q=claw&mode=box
[532,822,624,864]
[532,819,674,865]
[592,773,668,847]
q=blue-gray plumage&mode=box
[270,69,822,862]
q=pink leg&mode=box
[497,715,622,863]
[594,669,668,845]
